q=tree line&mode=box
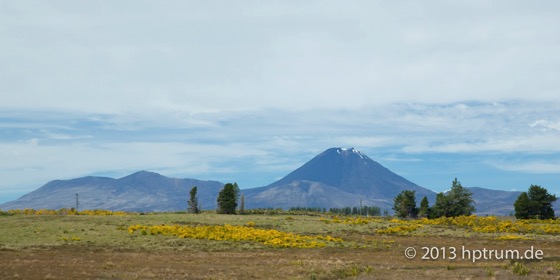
[187,183,382,216]
[188,182,246,214]
[393,178,557,220]
[286,206,382,216]
[328,206,381,216]
[188,178,557,219]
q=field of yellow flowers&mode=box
[1,210,559,279]
[320,215,560,237]
[128,223,342,248]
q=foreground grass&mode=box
[0,212,559,279]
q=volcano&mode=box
[1,148,540,215]
[242,148,436,210]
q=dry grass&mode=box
[0,212,559,279]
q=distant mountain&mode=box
[468,187,523,216]
[242,148,437,211]
[2,148,554,216]
[0,171,224,212]
[468,187,560,216]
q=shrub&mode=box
[512,262,529,276]
[128,224,343,248]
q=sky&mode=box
[1,1,560,204]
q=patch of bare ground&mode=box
[2,213,559,279]
[1,235,559,280]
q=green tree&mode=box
[515,185,557,219]
[217,183,238,214]
[188,186,200,214]
[430,178,475,218]
[233,182,240,204]
[393,190,419,219]
[514,192,531,219]
[447,178,475,216]
[430,193,448,218]
[418,196,430,218]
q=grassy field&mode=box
[0,211,559,279]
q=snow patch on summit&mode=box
[334,147,368,160]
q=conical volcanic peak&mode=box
[335,147,368,159]
[265,147,434,198]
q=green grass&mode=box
[0,213,394,252]
[1,213,557,251]
[0,213,346,251]
[1,212,560,279]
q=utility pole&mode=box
[360,199,363,216]
[75,193,79,212]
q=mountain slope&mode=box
[469,187,522,216]
[0,171,224,212]
[243,148,437,210]
[2,149,552,216]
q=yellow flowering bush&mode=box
[472,225,498,233]
[79,209,128,216]
[128,224,343,248]
[60,236,81,242]
[376,224,423,235]
[497,235,531,241]
[320,215,560,236]
[415,215,560,235]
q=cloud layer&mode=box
[1,1,560,201]
[1,101,559,198]
[2,1,559,114]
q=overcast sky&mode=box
[1,1,559,204]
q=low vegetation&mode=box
[0,179,558,278]
[1,209,559,279]
[128,223,342,248]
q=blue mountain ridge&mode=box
[1,148,555,215]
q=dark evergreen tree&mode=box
[429,178,475,218]
[188,186,200,214]
[515,185,557,219]
[418,196,430,218]
[233,182,240,205]
[393,190,419,219]
[514,192,531,219]
[217,183,238,214]
[528,185,557,219]
[429,192,448,218]
[447,178,475,216]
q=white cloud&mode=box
[402,134,560,154]
[0,139,278,193]
[530,119,560,132]
[2,2,560,198]
[1,1,560,115]
[491,160,560,174]
[334,136,397,148]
